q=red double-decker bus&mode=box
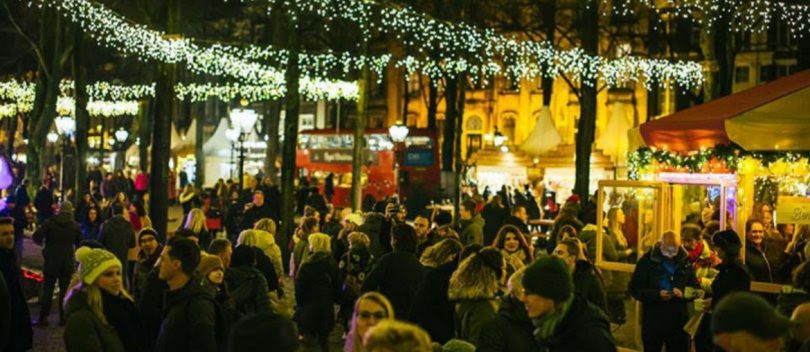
[296,128,440,210]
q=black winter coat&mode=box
[361,250,425,319]
[477,294,537,352]
[155,276,217,352]
[34,186,54,219]
[573,260,608,311]
[241,204,275,231]
[0,248,32,352]
[295,252,341,335]
[98,216,135,266]
[745,239,787,283]
[481,204,509,245]
[100,290,145,352]
[226,265,272,315]
[536,296,616,352]
[408,261,457,343]
[32,212,82,275]
[711,260,752,311]
[64,291,126,352]
[502,216,531,237]
[629,246,698,331]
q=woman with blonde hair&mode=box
[253,218,277,236]
[419,238,463,268]
[363,320,432,352]
[290,217,320,278]
[295,233,340,351]
[183,208,212,249]
[63,247,143,352]
[344,292,395,352]
[241,220,284,278]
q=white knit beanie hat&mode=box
[75,247,122,285]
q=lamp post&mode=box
[229,108,258,190]
[54,116,76,201]
[388,121,409,200]
[225,128,239,180]
[112,128,129,170]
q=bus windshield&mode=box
[298,133,394,151]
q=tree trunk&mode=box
[541,0,556,106]
[351,40,369,212]
[195,101,207,188]
[149,0,180,239]
[6,114,17,157]
[453,77,466,217]
[138,99,153,172]
[28,8,64,194]
[73,26,89,204]
[427,79,437,130]
[265,99,281,184]
[574,0,598,201]
[278,15,300,264]
[714,0,733,98]
[402,74,409,125]
[442,76,457,172]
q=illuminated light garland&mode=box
[242,0,705,88]
[175,78,359,102]
[41,0,357,100]
[627,145,810,180]
[606,0,809,38]
[1,79,144,117]
[59,80,156,101]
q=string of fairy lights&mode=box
[242,0,705,88]
[41,0,361,101]
[0,80,148,118]
[607,0,809,37]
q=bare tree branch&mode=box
[2,0,50,78]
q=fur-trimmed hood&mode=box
[448,263,501,301]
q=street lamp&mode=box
[111,128,129,170]
[225,128,239,180]
[114,128,129,144]
[54,116,76,201]
[229,108,258,189]
[388,121,410,200]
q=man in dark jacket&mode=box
[553,238,608,311]
[478,267,536,352]
[408,257,458,344]
[133,228,162,302]
[481,195,509,245]
[0,217,33,351]
[502,205,531,236]
[522,257,616,351]
[629,230,699,352]
[34,182,54,224]
[459,199,485,246]
[98,204,135,286]
[157,237,217,352]
[226,245,272,315]
[32,201,82,326]
[362,223,425,319]
[240,189,275,231]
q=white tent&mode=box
[520,106,563,156]
[203,118,236,185]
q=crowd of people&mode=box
[1,164,810,351]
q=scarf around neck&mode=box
[533,295,574,341]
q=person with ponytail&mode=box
[63,246,144,352]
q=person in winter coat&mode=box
[0,217,32,351]
[459,199,485,245]
[197,255,238,325]
[32,201,83,326]
[295,233,341,351]
[448,247,505,346]
[183,208,213,251]
[81,206,103,241]
[34,182,55,223]
[629,230,699,352]
[502,205,531,237]
[745,218,787,283]
[156,237,217,352]
[478,267,536,352]
[0,195,27,258]
[132,229,162,302]
[98,204,136,286]
[694,230,752,352]
[246,219,284,278]
[290,217,320,279]
[522,256,616,352]
[682,224,720,291]
[481,195,510,246]
[345,292,395,352]
[409,238,464,344]
[241,189,276,231]
[226,245,272,315]
[553,238,607,311]
[362,223,425,319]
[338,232,375,327]
[492,224,533,274]
[63,247,145,352]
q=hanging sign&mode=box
[776,197,810,224]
